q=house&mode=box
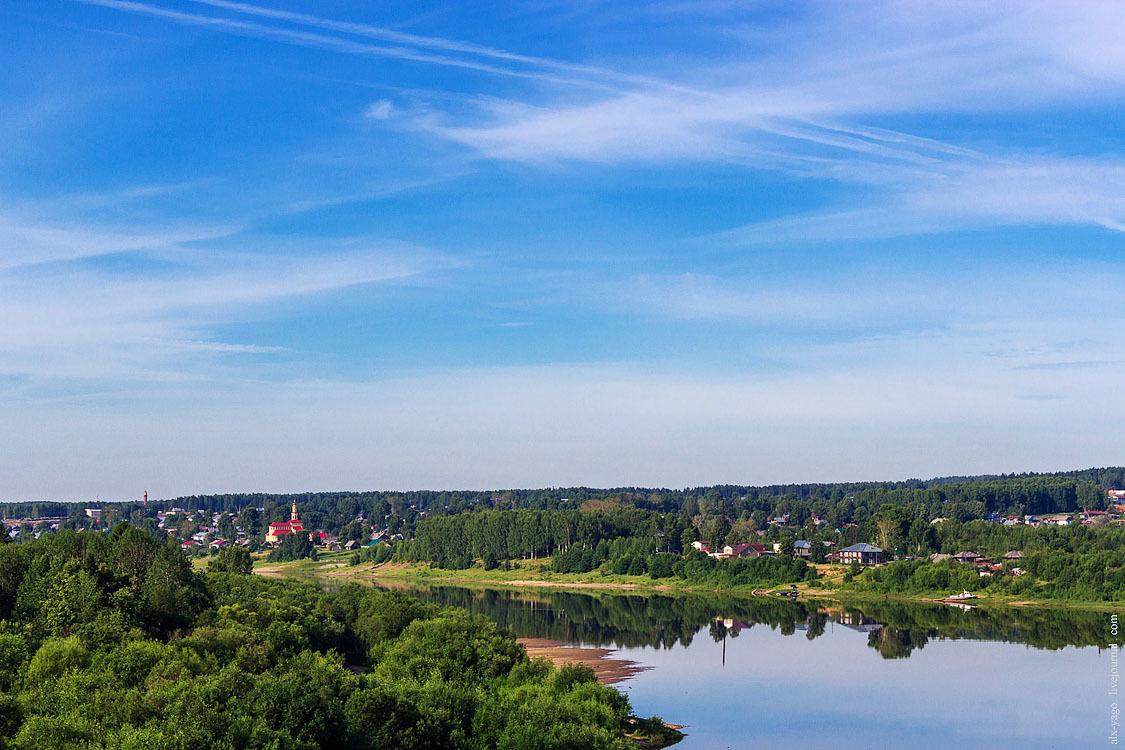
[952,551,985,564]
[208,539,229,550]
[1081,511,1110,526]
[929,553,952,563]
[691,541,712,553]
[793,540,812,558]
[721,543,767,559]
[836,612,884,633]
[344,540,360,551]
[838,543,884,565]
[1003,550,1024,560]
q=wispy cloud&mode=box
[73,1,1125,241]
[414,2,1125,157]
[364,99,394,120]
[401,2,1125,237]
[72,0,642,89]
[0,213,241,269]
[607,259,1120,325]
[183,0,673,89]
[0,232,454,385]
[709,158,1125,244]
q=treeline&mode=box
[0,528,658,749]
[406,508,690,568]
[402,508,811,588]
[3,468,1119,549]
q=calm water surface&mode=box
[369,583,1116,749]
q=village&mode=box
[0,499,395,556]
[4,489,1125,570]
[681,488,1125,577]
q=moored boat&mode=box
[943,590,976,601]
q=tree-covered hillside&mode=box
[0,527,656,749]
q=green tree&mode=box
[210,547,253,575]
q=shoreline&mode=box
[517,637,650,685]
[250,557,1125,611]
[323,564,1125,611]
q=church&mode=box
[265,501,306,544]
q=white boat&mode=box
[944,591,976,601]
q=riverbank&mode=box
[518,638,649,685]
[250,555,1125,611]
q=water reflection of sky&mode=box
[620,625,1106,749]
[366,582,1112,748]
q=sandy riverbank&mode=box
[518,637,650,685]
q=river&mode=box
[365,582,1118,749]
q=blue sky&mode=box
[2,1,1124,501]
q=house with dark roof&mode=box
[793,540,812,558]
[721,542,768,559]
[839,543,884,565]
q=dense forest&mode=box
[0,527,664,749]
[3,467,1120,546]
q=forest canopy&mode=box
[0,527,650,749]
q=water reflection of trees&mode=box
[375,584,1114,659]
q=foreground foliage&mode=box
[0,527,642,749]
